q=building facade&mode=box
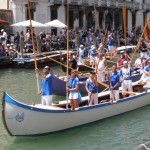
[4,0,150,34]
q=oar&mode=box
[130,15,150,64]
[119,91,137,95]
[66,0,69,109]
[27,0,40,93]
[39,53,109,88]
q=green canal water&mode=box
[0,66,150,150]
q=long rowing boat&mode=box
[2,82,150,136]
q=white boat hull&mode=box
[2,92,150,136]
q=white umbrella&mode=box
[11,20,46,27]
[45,19,67,28]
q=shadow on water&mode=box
[3,105,150,150]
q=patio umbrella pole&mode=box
[27,0,40,93]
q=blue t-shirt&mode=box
[91,49,97,58]
[145,65,150,72]
[109,71,120,90]
[108,39,114,46]
[87,79,98,93]
[41,73,53,96]
[68,77,79,92]
[120,67,132,80]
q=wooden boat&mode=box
[117,45,136,54]
[52,73,142,96]
[12,50,77,68]
[0,49,12,68]
[61,62,93,72]
[135,141,150,150]
[61,57,92,72]
[2,82,150,136]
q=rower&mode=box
[106,65,120,103]
[78,44,85,64]
[120,61,133,97]
[138,60,150,84]
[96,53,106,82]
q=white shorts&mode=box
[69,91,78,100]
[88,93,98,105]
[122,80,133,95]
[97,71,105,82]
[90,56,96,65]
[140,51,148,58]
[108,46,114,53]
[41,95,53,105]
[110,90,119,101]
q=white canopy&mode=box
[45,19,67,28]
[11,20,46,27]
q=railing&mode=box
[70,0,78,5]
[109,0,116,8]
[82,0,89,5]
[126,2,132,9]
[100,0,107,7]
[133,2,139,10]
[54,0,63,5]
[117,1,124,8]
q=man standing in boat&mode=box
[66,69,79,110]
[35,66,53,105]
[106,65,120,102]
[120,61,133,97]
[85,71,98,105]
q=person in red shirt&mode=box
[117,51,130,69]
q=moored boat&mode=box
[2,82,150,136]
[12,50,76,68]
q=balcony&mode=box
[100,0,107,7]
[70,0,79,5]
[117,1,124,8]
[109,0,116,8]
[54,0,62,5]
[126,2,132,9]
[82,0,89,6]
[133,2,139,10]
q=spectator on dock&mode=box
[1,29,7,48]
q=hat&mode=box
[120,51,125,54]
[108,35,111,38]
[123,61,128,64]
[90,71,96,74]
[80,45,84,48]
[1,29,4,32]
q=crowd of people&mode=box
[1,26,150,110]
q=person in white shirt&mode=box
[1,29,7,48]
[120,61,133,97]
[78,45,85,64]
[96,53,106,82]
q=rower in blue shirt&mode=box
[35,66,53,105]
[120,61,133,97]
[107,65,120,103]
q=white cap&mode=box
[123,61,128,64]
[80,45,84,48]
[1,29,4,32]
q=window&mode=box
[79,11,83,28]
